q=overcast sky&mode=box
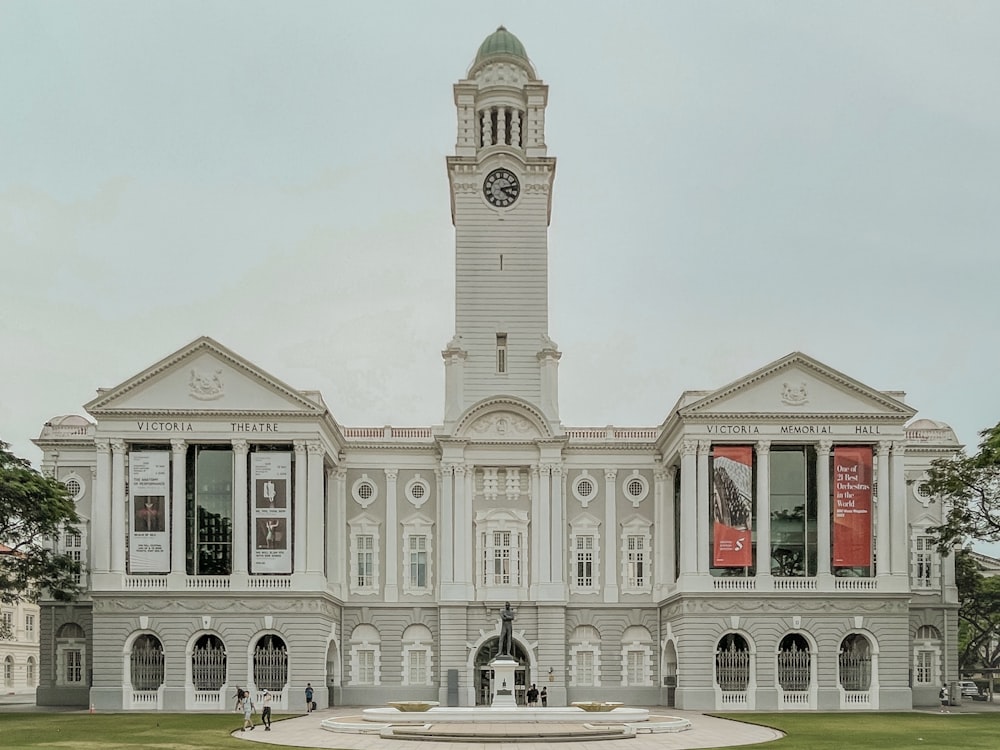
[3,1,999,478]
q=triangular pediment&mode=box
[679,352,915,421]
[85,336,324,416]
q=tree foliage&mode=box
[0,440,82,604]
[926,421,1000,550]
[955,549,1000,671]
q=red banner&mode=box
[712,446,753,567]
[833,446,873,567]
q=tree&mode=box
[954,549,1000,672]
[926,421,1000,550]
[0,440,82,603]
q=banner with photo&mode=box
[128,451,171,573]
[712,445,754,567]
[833,445,873,567]
[251,452,292,574]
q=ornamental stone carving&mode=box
[189,368,224,401]
[781,381,809,406]
[468,411,539,439]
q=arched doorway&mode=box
[474,637,530,706]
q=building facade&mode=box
[33,28,960,712]
[1,547,40,695]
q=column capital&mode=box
[307,440,324,455]
[170,438,186,453]
[604,468,617,481]
[755,440,771,455]
[891,441,907,455]
[95,438,111,454]
[334,467,348,481]
[231,439,248,454]
[698,439,712,454]
[293,440,307,455]
[681,440,698,456]
[384,468,399,481]
[817,440,832,455]
[877,440,892,456]
[111,439,127,455]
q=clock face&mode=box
[483,168,520,208]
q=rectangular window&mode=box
[1,611,11,633]
[65,649,83,684]
[25,613,35,640]
[769,446,817,577]
[915,650,933,684]
[409,535,427,588]
[625,535,645,588]
[408,650,426,684]
[496,333,508,374]
[913,536,935,589]
[358,649,375,685]
[627,650,644,685]
[576,535,594,587]
[357,535,375,588]
[186,447,234,576]
[64,528,83,584]
[576,650,595,686]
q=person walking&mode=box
[242,694,255,731]
[233,686,246,711]
[540,687,547,707]
[940,684,950,713]
[305,682,314,713]
[261,689,272,730]
[527,683,538,707]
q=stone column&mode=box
[384,468,399,601]
[755,441,771,579]
[111,440,127,574]
[696,441,711,575]
[550,465,565,586]
[603,469,618,602]
[231,440,249,575]
[876,442,891,577]
[890,441,908,577]
[654,465,672,591]
[294,441,307,574]
[331,468,348,594]
[92,439,111,575]
[816,441,832,577]
[530,465,540,596]
[439,463,454,588]
[538,465,552,585]
[453,465,469,594]
[679,441,697,577]
[307,442,325,576]
[170,440,187,576]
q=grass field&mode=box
[0,711,998,749]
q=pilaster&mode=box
[890,441,908,577]
[231,440,249,575]
[696,440,711,575]
[755,441,771,579]
[603,468,618,602]
[816,440,832,578]
[111,439,127,575]
[306,441,325,577]
[92,439,111,576]
[170,439,186,579]
[876,441,891,577]
[293,441,307,574]
[679,441,697,577]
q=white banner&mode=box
[251,453,292,574]
[128,451,171,573]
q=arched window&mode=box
[253,635,288,691]
[777,634,812,691]
[569,625,601,687]
[191,634,226,691]
[56,622,86,686]
[839,634,872,691]
[130,634,164,690]
[621,625,653,686]
[349,624,381,686]
[26,656,36,687]
[914,625,942,686]
[715,633,750,691]
[401,624,434,686]
[3,656,12,687]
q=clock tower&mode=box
[443,27,560,429]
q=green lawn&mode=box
[0,711,997,750]
[725,712,1000,750]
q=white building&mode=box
[1,546,40,695]
[33,27,960,712]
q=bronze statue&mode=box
[499,601,515,657]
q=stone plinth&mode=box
[489,656,519,708]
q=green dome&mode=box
[475,26,528,64]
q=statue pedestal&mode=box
[489,656,519,708]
